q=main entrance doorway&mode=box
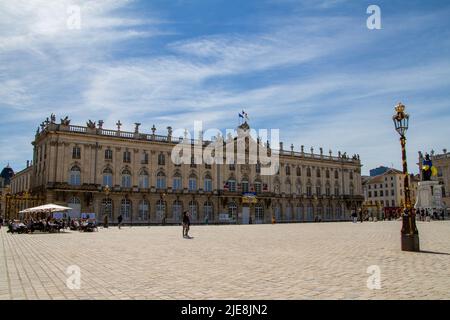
[242,206,250,224]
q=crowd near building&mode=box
[3,115,364,224]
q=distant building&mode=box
[12,115,364,223]
[370,166,389,177]
[362,168,418,219]
[10,162,33,195]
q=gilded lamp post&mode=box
[392,102,420,251]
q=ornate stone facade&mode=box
[28,116,364,224]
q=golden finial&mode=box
[395,102,405,113]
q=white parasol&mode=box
[19,204,73,214]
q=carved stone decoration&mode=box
[50,113,56,123]
[116,120,122,131]
[241,164,250,174]
[134,123,141,133]
[98,120,104,129]
[87,120,96,129]
[60,116,70,126]
[151,124,156,135]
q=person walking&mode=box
[182,211,191,238]
[0,215,3,229]
[103,214,109,228]
[352,210,357,223]
[117,214,123,229]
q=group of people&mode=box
[107,211,193,238]
[5,216,65,233]
[351,210,366,223]
[418,208,446,221]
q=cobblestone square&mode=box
[1,221,450,300]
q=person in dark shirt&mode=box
[182,211,191,238]
[118,214,123,229]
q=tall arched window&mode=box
[173,172,182,190]
[204,201,213,221]
[241,178,249,193]
[121,199,132,219]
[138,169,149,189]
[189,200,198,221]
[138,200,149,221]
[285,179,291,194]
[158,153,165,166]
[254,180,262,194]
[326,170,330,179]
[101,198,113,220]
[285,204,292,221]
[296,179,302,195]
[335,170,339,179]
[188,174,197,191]
[326,206,332,220]
[316,181,322,196]
[103,167,113,187]
[350,184,354,196]
[204,174,212,192]
[334,184,340,196]
[296,166,301,177]
[295,204,303,221]
[255,203,264,223]
[227,178,236,192]
[307,167,312,177]
[307,205,314,221]
[121,169,131,188]
[69,166,81,186]
[274,205,281,221]
[156,199,166,220]
[228,202,237,221]
[306,182,312,197]
[273,177,280,194]
[285,165,291,176]
[156,172,166,189]
[68,197,81,217]
[335,206,342,219]
[316,206,323,220]
[325,183,331,196]
[172,200,182,222]
[105,149,113,160]
[317,168,321,178]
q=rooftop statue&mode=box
[60,116,70,126]
[87,120,96,129]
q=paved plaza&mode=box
[1,221,450,300]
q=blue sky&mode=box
[1,0,449,175]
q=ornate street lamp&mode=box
[392,102,419,251]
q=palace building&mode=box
[14,115,363,224]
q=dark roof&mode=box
[0,165,14,185]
